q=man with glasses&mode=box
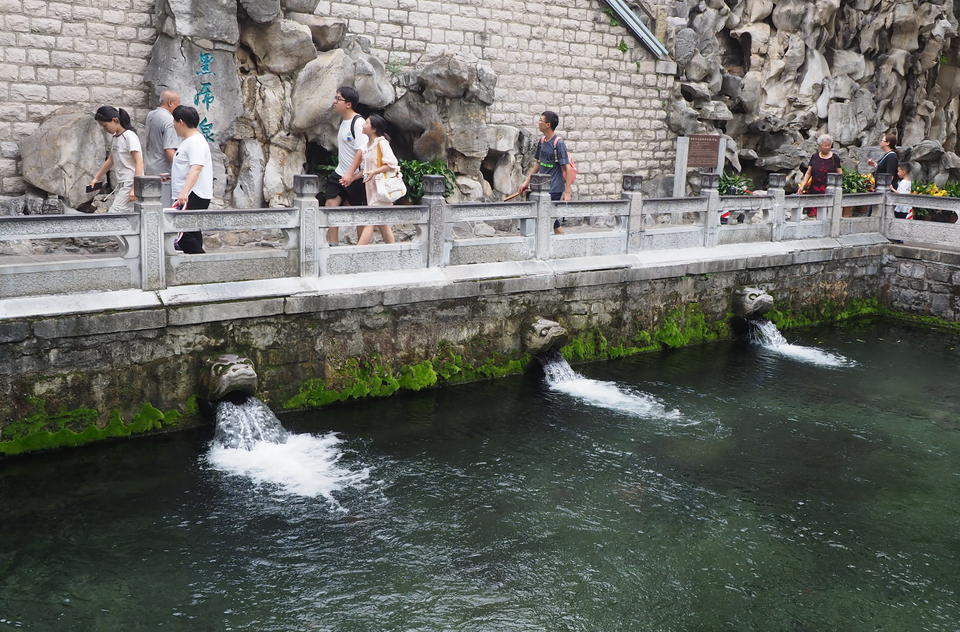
[324,86,367,245]
[517,111,572,234]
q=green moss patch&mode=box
[283,351,529,411]
[767,297,882,331]
[1,399,186,456]
[561,303,730,363]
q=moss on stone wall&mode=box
[767,297,883,330]
[871,307,960,334]
[6,288,949,457]
[0,399,187,456]
[282,350,530,412]
[561,303,731,363]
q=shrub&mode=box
[841,168,875,193]
[718,171,753,195]
[399,159,456,203]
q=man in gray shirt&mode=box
[144,90,181,207]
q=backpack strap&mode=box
[350,114,362,140]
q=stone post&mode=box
[875,172,893,235]
[701,170,721,247]
[827,172,843,238]
[424,175,448,267]
[623,174,644,253]
[531,173,553,260]
[294,174,321,277]
[673,136,689,198]
[135,175,166,291]
[768,173,786,242]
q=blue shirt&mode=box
[536,136,570,195]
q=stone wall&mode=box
[0,0,677,202]
[884,244,960,321]
[318,0,678,198]
[0,244,884,455]
[0,0,157,195]
[663,0,960,189]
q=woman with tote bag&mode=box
[358,114,405,245]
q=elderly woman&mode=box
[800,134,842,218]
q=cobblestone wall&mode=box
[884,245,960,321]
[0,248,882,454]
[0,0,676,200]
[320,0,677,198]
[0,0,157,195]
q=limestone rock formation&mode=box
[666,0,960,186]
[145,35,243,144]
[287,13,346,51]
[291,40,396,148]
[20,110,107,208]
[383,54,502,195]
[156,0,239,45]
[238,0,280,23]
[239,18,316,75]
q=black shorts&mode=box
[323,171,367,206]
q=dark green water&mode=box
[1,320,958,631]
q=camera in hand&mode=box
[85,182,104,193]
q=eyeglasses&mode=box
[333,96,345,102]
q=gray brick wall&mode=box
[0,0,156,195]
[0,0,676,200]
[321,0,677,198]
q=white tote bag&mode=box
[374,140,407,203]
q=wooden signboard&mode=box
[687,134,722,168]
[673,135,727,197]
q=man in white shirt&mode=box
[144,90,180,207]
[170,105,213,254]
[323,85,367,245]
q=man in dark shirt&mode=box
[519,111,572,233]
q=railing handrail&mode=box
[0,213,141,241]
[2,171,958,299]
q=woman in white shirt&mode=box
[358,114,398,246]
[90,106,144,213]
[169,105,214,254]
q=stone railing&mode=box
[1,171,956,299]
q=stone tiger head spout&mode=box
[732,286,774,320]
[524,317,569,358]
[199,354,258,404]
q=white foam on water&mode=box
[750,320,855,368]
[205,432,369,502]
[541,353,684,421]
[204,397,369,502]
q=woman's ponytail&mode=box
[117,108,134,131]
[94,105,134,131]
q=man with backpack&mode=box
[518,111,574,234]
[324,86,368,245]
